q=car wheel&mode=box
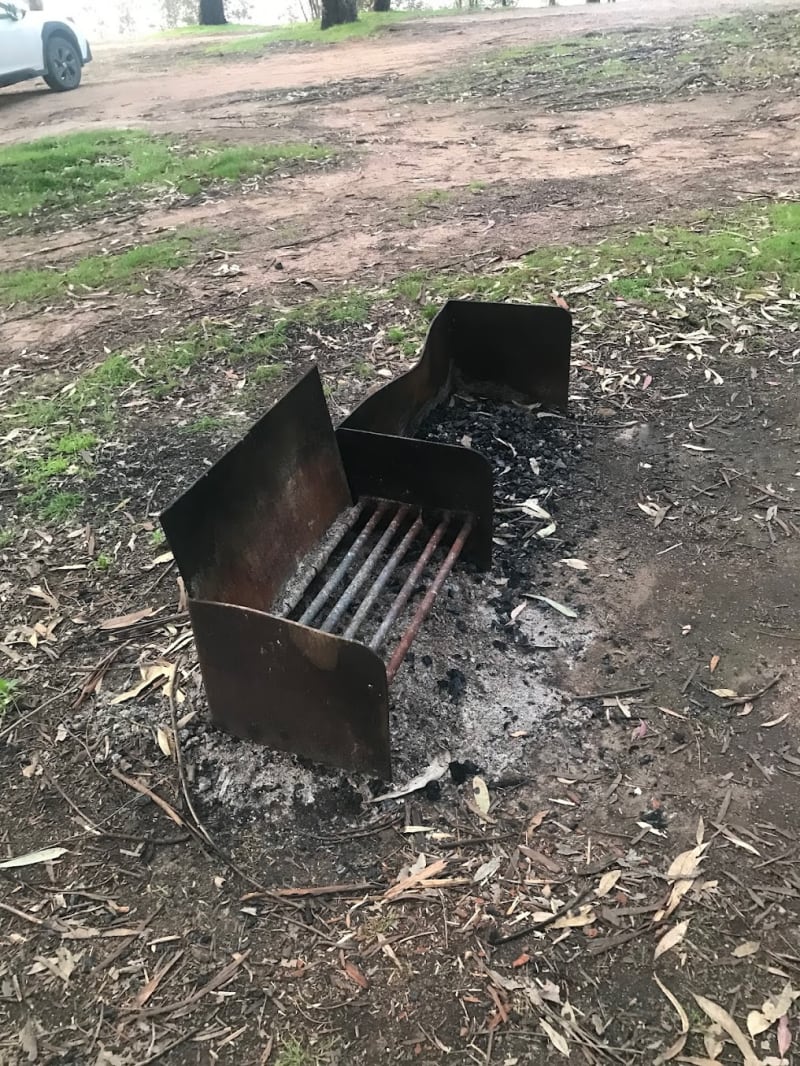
[43,35,82,92]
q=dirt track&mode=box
[2,0,799,339]
[1,4,800,1064]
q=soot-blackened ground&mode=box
[151,393,594,823]
[420,394,591,619]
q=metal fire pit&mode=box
[161,300,571,778]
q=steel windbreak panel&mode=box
[336,428,493,569]
[189,599,392,778]
[341,299,572,437]
[161,367,352,614]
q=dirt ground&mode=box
[1,2,800,1064]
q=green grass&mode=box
[414,189,452,207]
[433,10,799,107]
[0,238,192,305]
[12,430,97,520]
[182,414,228,433]
[250,362,286,385]
[53,432,98,455]
[211,8,462,53]
[273,1035,333,1066]
[0,678,18,723]
[323,290,371,324]
[22,489,84,521]
[0,131,331,219]
[156,22,274,37]
[393,203,800,309]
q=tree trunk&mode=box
[372,0,390,11]
[199,0,227,25]
[320,0,357,30]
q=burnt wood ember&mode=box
[161,300,572,780]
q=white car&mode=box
[0,1,91,92]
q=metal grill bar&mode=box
[370,515,450,653]
[279,503,364,616]
[298,500,387,626]
[319,504,411,634]
[384,516,473,682]
[342,512,424,641]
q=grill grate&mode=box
[284,498,472,677]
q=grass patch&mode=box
[250,362,286,385]
[273,1035,335,1066]
[26,490,84,521]
[429,10,800,108]
[0,131,331,220]
[182,415,228,434]
[211,8,461,54]
[392,202,800,315]
[0,678,18,723]
[155,22,274,37]
[414,189,452,208]
[0,238,192,305]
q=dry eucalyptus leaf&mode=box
[0,846,67,869]
[732,941,760,958]
[777,1014,791,1057]
[719,827,760,856]
[530,595,578,619]
[518,498,551,521]
[596,869,622,897]
[473,856,502,885]
[144,550,174,570]
[562,558,589,570]
[747,1010,771,1038]
[552,906,596,929]
[654,919,690,961]
[760,983,799,1024]
[472,776,490,818]
[762,712,789,728]
[654,975,689,1033]
[528,809,550,832]
[156,728,173,758]
[110,661,174,705]
[710,687,739,699]
[692,994,760,1066]
[703,1023,724,1059]
[18,1018,38,1063]
[654,1033,687,1064]
[659,877,696,922]
[540,1019,570,1057]
[667,842,708,882]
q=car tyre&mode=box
[43,34,82,91]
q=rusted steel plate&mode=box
[162,367,351,613]
[342,299,571,437]
[189,600,392,777]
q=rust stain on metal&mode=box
[161,299,571,778]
